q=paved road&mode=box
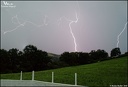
[1,79,87,87]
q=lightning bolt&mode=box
[116,22,127,47]
[58,11,78,52]
[3,1,80,52]
[4,14,48,34]
[69,11,78,52]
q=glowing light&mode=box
[58,11,78,52]
[69,11,78,52]
[4,14,48,34]
[116,22,127,47]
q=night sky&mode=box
[1,1,127,55]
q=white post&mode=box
[32,71,34,81]
[52,72,54,83]
[20,71,22,80]
[75,73,77,85]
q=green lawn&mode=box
[1,56,127,87]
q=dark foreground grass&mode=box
[1,56,127,86]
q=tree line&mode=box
[0,45,127,74]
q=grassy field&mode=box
[1,56,127,87]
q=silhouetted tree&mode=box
[69,52,79,65]
[23,45,51,71]
[34,50,51,70]
[60,52,70,66]
[78,52,90,64]
[111,48,121,57]
[89,50,97,62]
[1,44,125,74]
[23,45,37,54]
[124,52,128,56]
[8,48,20,72]
[0,49,11,73]
[18,51,26,71]
[96,49,108,61]
[60,52,79,66]
[23,45,38,71]
[89,49,108,62]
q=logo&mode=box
[1,1,16,8]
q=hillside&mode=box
[48,53,60,62]
[1,56,127,87]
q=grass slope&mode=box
[1,56,127,86]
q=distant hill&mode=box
[48,53,60,62]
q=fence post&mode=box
[32,71,34,81]
[52,72,54,83]
[20,71,22,80]
[75,73,77,85]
